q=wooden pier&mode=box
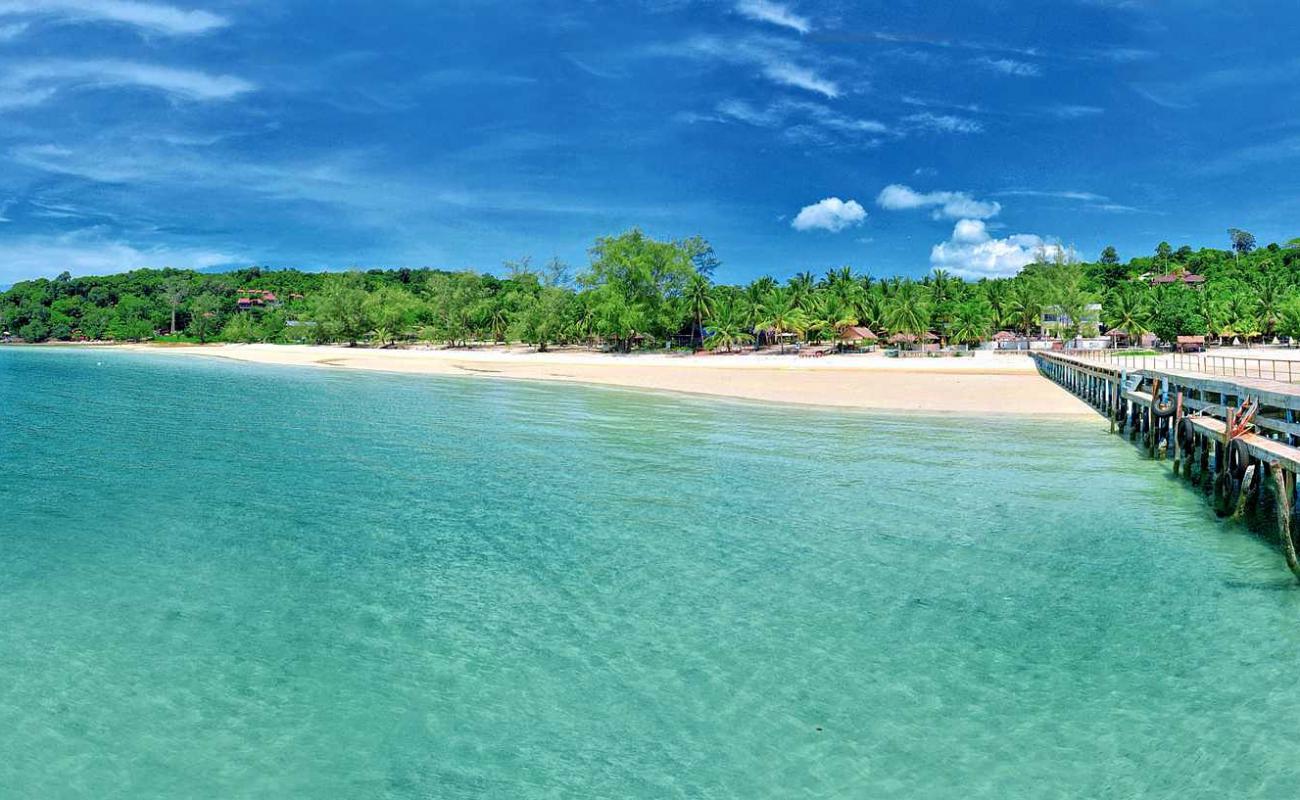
[1035,351,1300,580]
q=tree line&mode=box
[4,228,1300,350]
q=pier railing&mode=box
[1063,349,1300,383]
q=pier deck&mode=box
[1035,351,1300,580]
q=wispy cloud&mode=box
[0,0,227,37]
[877,184,1001,219]
[901,112,983,135]
[735,0,810,34]
[0,60,254,108]
[1047,104,1103,118]
[702,98,887,147]
[972,56,1041,76]
[650,34,839,98]
[995,188,1144,213]
[1198,134,1300,176]
[791,197,866,231]
[996,189,1108,202]
[760,61,836,97]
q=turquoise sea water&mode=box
[3,347,1300,798]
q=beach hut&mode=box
[837,326,878,351]
[888,332,939,352]
[1176,335,1206,353]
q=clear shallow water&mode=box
[2,347,1299,799]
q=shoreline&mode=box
[62,342,1100,416]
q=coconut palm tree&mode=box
[758,288,808,353]
[787,272,814,308]
[684,273,714,349]
[1256,275,1283,339]
[885,280,932,348]
[1108,288,1150,342]
[1197,290,1224,342]
[703,299,754,353]
[1006,282,1043,338]
[805,293,858,344]
[951,299,992,346]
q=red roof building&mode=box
[1150,273,1206,286]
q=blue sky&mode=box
[0,0,1297,286]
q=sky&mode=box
[0,0,1298,286]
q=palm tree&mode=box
[684,273,714,349]
[1227,292,1260,346]
[1108,288,1150,343]
[787,272,814,308]
[757,288,808,353]
[1256,275,1282,339]
[704,299,754,353]
[1006,282,1042,338]
[805,293,857,345]
[929,268,955,306]
[951,299,992,346]
[1197,290,1224,342]
[885,281,932,349]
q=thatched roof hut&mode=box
[888,332,939,344]
[839,326,878,342]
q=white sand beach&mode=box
[114,343,1096,416]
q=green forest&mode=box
[4,228,1300,351]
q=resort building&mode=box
[235,289,281,311]
[1149,271,1206,288]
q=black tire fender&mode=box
[1226,437,1250,479]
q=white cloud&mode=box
[902,112,983,134]
[760,61,837,97]
[653,35,839,98]
[0,0,227,36]
[715,98,887,137]
[1048,104,1103,118]
[973,57,1041,76]
[0,0,226,36]
[0,227,242,284]
[930,218,1064,278]
[735,0,810,34]
[876,184,1001,219]
[996,189,1107,201]
[0,60,254,108]
[791,197,866,232]
[951,218,988,243]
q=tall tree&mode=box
[885,281,932,346]
[161,278,188,335]
[1228,228,1257,261]
[684,273,714,350]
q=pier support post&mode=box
[1233,463,1256,521]
[1269,464,1300,581]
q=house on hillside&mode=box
[235,289,282,311]
[1149,272,1206,288]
